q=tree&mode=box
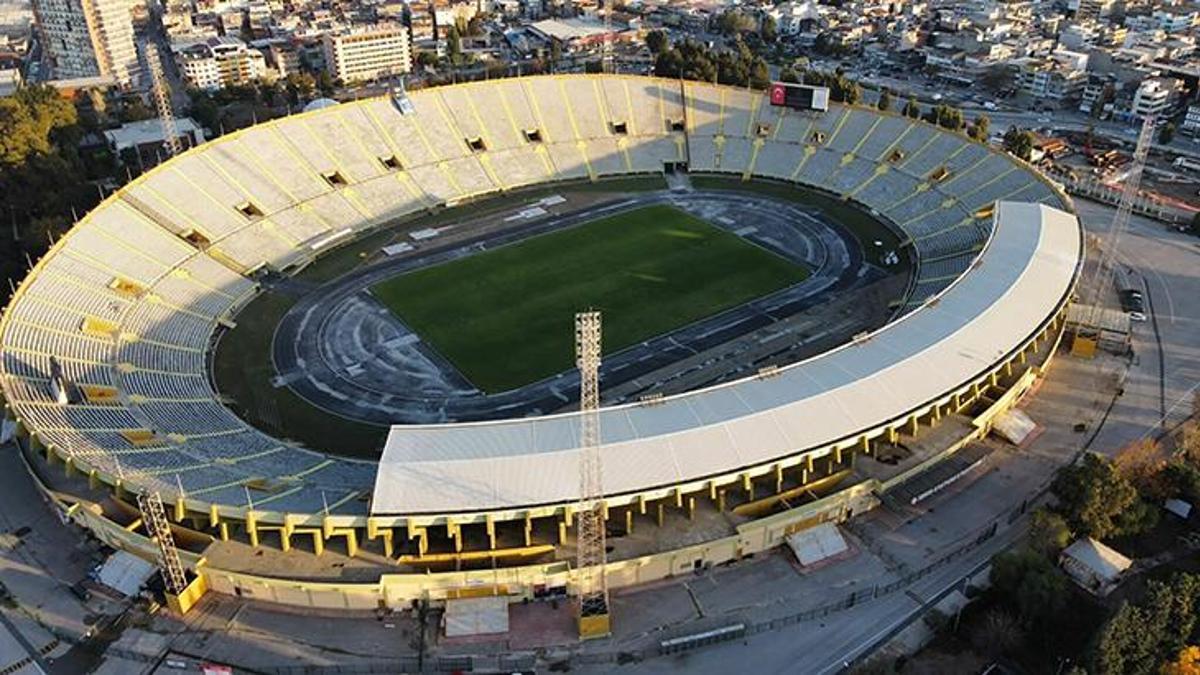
[760,15,777,43]
[283,73,315,105]
[466,15,483,37]
[969,113,990,141]
[645,29,667,55]
[969,608,1023,659]
[187,90,220,132]
[1028,508,1071,558]
[903,97,920,118]
[1003,126,1036,161]
[717,11,755,35]
[980,65,1014,93]
[415,51,439,69]
[1052,452,1157,540]
[877,88,892,112]
[1093,574,1200,675]
[1115,438,1170,499]
[315,71,336,97]
[447,25,463,66]
[990,549,1069,628]
[1162,646,1200,675]
[1161,121,1177,144]
[779,67,799,83]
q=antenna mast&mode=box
[575,311,610,639]
[145,43,183,157]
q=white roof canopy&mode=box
[373,202,1082,515]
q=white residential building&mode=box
[33,0,139,85]
[322,25,411,83]
[1131,77,1180,119]
[1183,103,1200,136]
[175,36,267,91]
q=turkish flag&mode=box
[770,83,787,106]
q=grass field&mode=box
[371,204,809,393]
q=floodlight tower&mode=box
[601,0,613,73]
[137,490,188,596]
[144,43,183,158]
[574,311,611,639]
[1073,114,1154,356]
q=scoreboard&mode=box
[768,82,830,112]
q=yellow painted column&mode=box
[624,509,633,534]
[655,502,665,527]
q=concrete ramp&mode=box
[992,408,1039,446]
[786,522,849,567]
[443,597,510,638]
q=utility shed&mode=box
[1060,538,1132,596]
[443,597,510,637]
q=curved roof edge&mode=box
[373,201,1082,514]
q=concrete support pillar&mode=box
[774,464,783,493]
[673,488,683,508]
[344,530,358,557]
[1005,361,1013,377]
[312,531,325,556]
[861,435,871,455]
[638,495,647,515]
[655,502,665,527]
[742,473,754,501]
[624,509,633,534]
[806,455,815,472]
[835,447,843,465]
[279,529,291,553]
[953,393,962,411]
[909,415,919,435]
[209,504,220,529]
[990,372,999,387]
[218,522,229,541]
[717,489,726,512]
[687,497,696,521]
[801,468,809,485]
[523,513,532,547]
[247,513,259,548]
[887,427,898,444]
[88,470,99,490]
[1018,350,1027,365]
[485,515,496,550]
[558,519,567,545]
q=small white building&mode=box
[1059,538,1132,596]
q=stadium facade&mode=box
[0,75,1082,609]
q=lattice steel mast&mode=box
[137,491,188,595]
[144,43,183,158]
[1078,114,1154,343]
[575,311,611,639]
[601,0,613,73]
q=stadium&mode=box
[0,74,1082,614]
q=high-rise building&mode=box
[33,0,139,85]
[322,25,411,84]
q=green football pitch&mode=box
[370,204,809,393]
